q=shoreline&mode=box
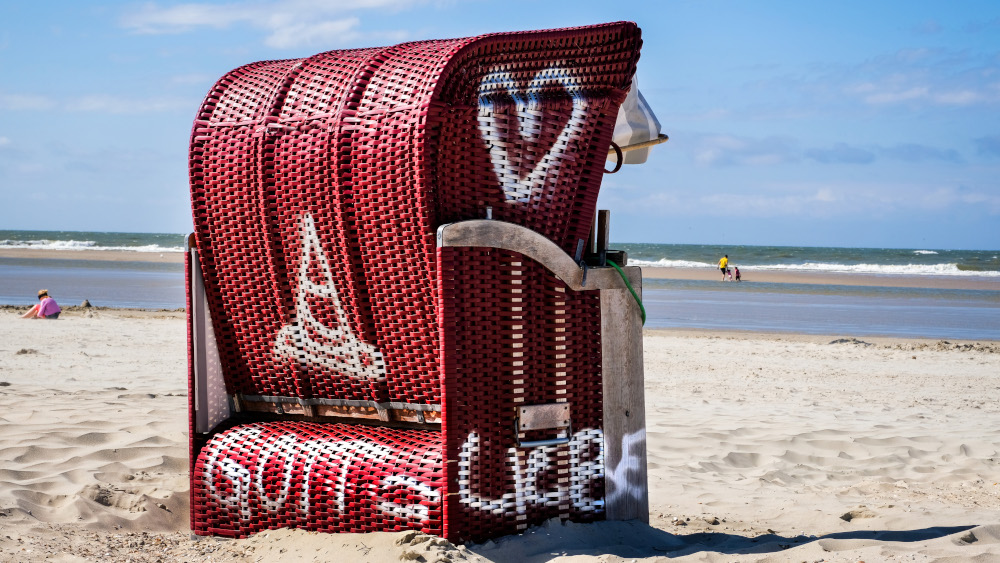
[0,248,185,263]
[644,325,1000,347]
[0,305,185,315]
[2,249,997,291]
[5,307,996,346]
[4,248,1000,289]
[642,265,1000,290]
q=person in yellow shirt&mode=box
[719,255,729,281]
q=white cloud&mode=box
[839,49,1000,108]
[2,91,190,115]
[919,187,1000,214]
[120,0,424,48]
[690,134,797,168]
[602,182,848,219]
[859,85,929,104]
[604,177,1000,220]
[0,93,55,111]
[814,188,836,203]
[804,143,876,164]
[66,95,191,114]
[0,136,11,148]
[170,73,217,85]
[855,84,991,106]
[694,190,842,217]
[264,17,361,49]
[933,90,982,105]
[912,20,943,35]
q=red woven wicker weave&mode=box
[189,21,642,541]
[192,422,444,537]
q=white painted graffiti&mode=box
[201,425,645,528]
[604,428,646,510]
[457,429,605,518]
[200,426,439,526]
[273,213,386,380]
[477,66,589,204]
[379,476,438,521]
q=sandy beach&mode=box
[2,308,998,561]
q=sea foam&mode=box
[0,239,184,253]
[628,259,1000,277]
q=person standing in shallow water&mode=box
[718,254,729,281]
[22,289,61,319]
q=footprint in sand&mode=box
[840,506,876,522]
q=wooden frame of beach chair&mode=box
[185,21,649,542]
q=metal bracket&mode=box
[515,403,571,448]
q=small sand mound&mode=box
[81,484,148,513]
[828,338,873,347]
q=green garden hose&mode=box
[606,259,646,326]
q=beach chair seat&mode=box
[192,422,443,538]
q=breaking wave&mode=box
[628,258,1000,277]
[0,239,184,253]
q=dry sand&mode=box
[1,308,999,562]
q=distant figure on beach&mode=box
[734,266,741,282]
[727,267,733,281]
[719,254,729,281]
[22,289,61,319]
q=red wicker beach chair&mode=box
[186,21,649,542]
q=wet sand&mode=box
[0,248,185,264]
[643,265,1000,291]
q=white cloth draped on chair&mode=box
[610,75,663,165]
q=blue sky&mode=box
[1,1,998,249]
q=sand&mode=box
[0,249,186,264]
[1,308,999,562]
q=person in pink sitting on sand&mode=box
[22,289,62,319]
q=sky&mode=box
[1,1,998,249]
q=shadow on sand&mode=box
[468,519,981,561]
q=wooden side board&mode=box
[601,284,649,522]
[189,237,232,435]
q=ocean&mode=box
[620,242,1000,276]
[2,230,998,340]
[0,230,187,310]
